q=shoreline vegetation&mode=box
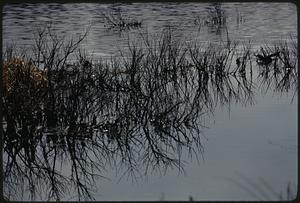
[2,23,297,201]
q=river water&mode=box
[2,2,297,201]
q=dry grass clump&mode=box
[2,57,47,96]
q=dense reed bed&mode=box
[2,26,297,200]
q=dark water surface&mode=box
[2,2,297,201]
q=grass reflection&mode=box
[2,26,297,200]
[256,38,298,100]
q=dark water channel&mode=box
[2,2,297,201]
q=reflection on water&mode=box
[2,2,297,201]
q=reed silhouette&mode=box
[2,26,297,201]
[256,38,298,99]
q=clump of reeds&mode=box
[194,3,226,29]
[101,8,142,31]
[2,24,103,201]
[235,7,245,25]
[207,3,226,25]
[256,36,298,98]
[3,24,295,201]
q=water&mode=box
[2,2,297,201]
[3,2,297,56]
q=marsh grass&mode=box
[101,8,142,31]
[2,25,297,200]
[256,36,298,101]
[194,3,227,32]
